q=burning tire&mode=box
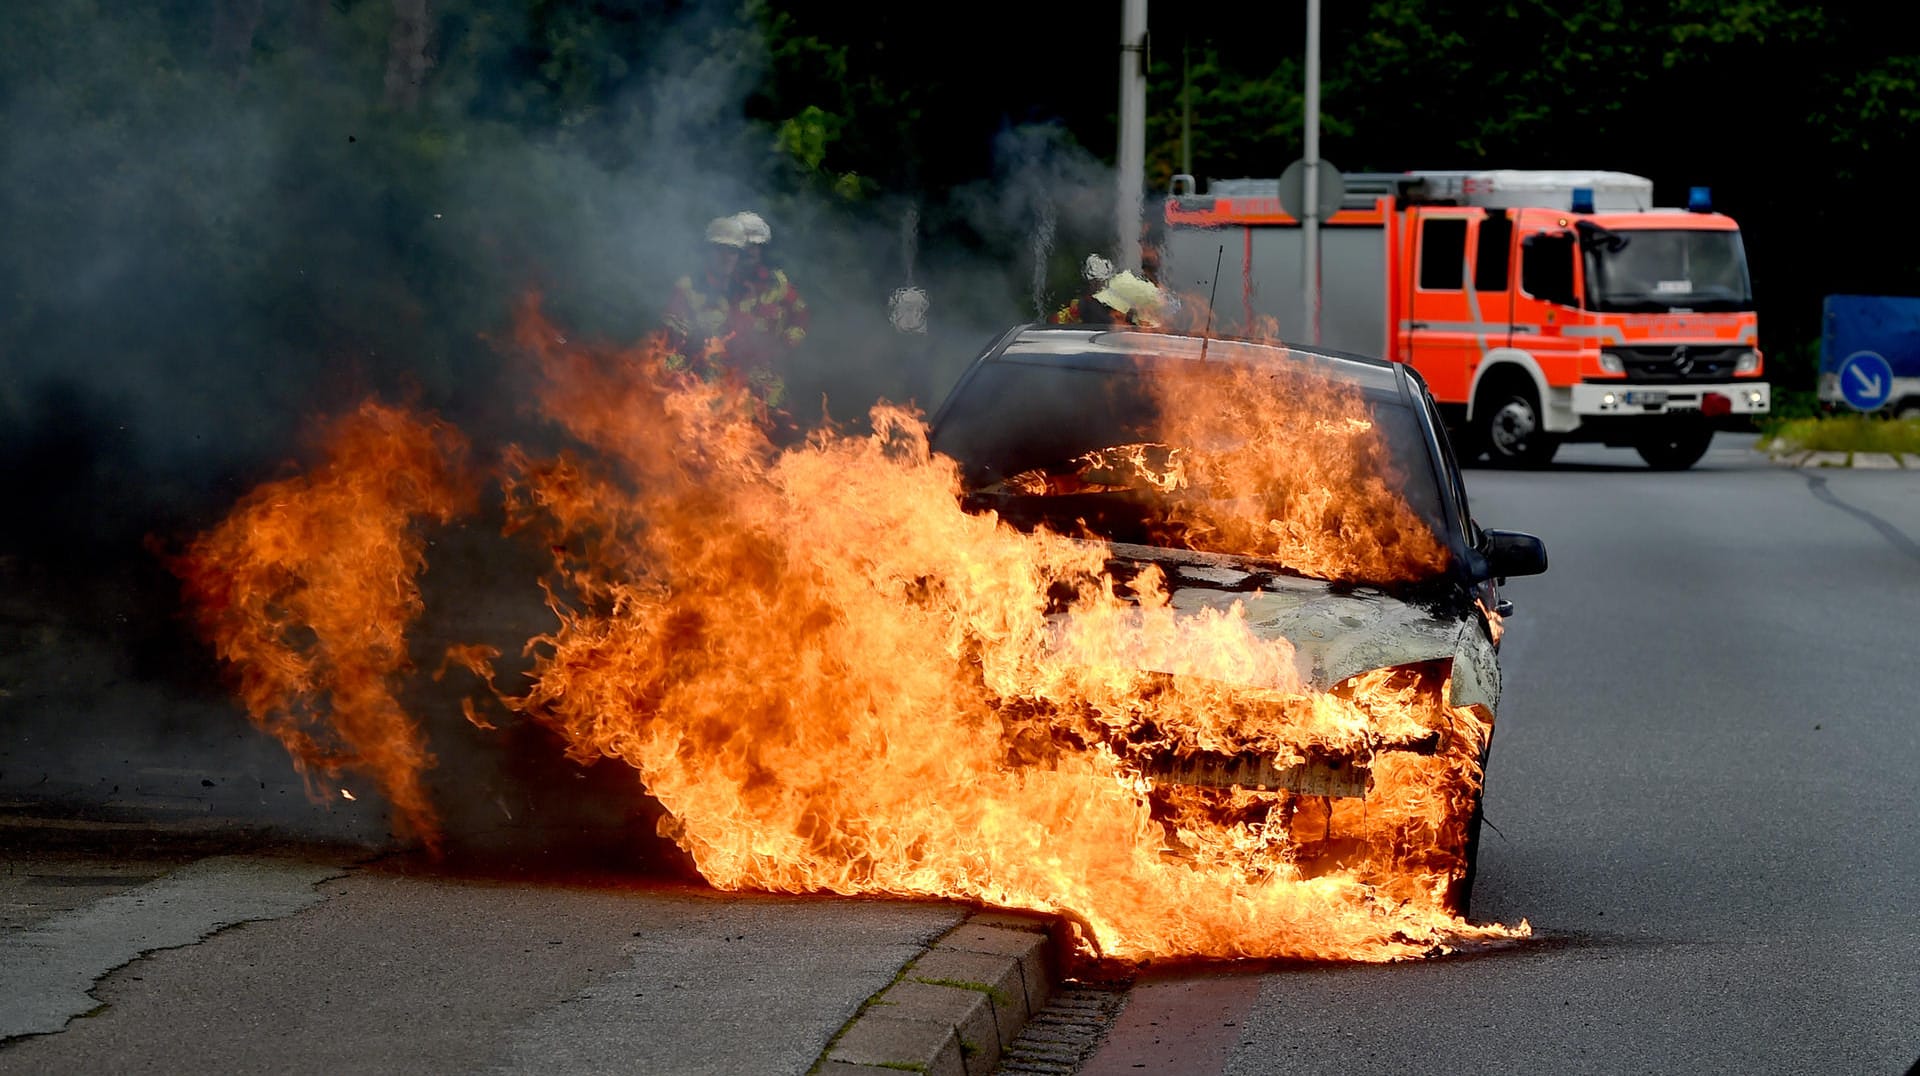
[1445,734,1493,918]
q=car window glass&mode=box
[1419,218,1468,291]
[1521,232,1579,307]
[1423,391,1478,545]
[927,355,1449,576]
[1475,212,1512,292]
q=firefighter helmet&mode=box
[705,214,750,248]
[735,211,772,245]
[1082,253,1115,283]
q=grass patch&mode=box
[1759,414,1920,455]
[913,976,1016,1010]
[807,961,917,1075]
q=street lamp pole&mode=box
[1303,0,1321,344]
[1117,0,1148,272]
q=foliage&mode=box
[5,0,1915,498]
[1142,1,1920,384]
[1763,387,1823,424]
[1759,414,1920,454]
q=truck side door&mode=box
[1509,228,1586,390]
[1406,210,1485,405]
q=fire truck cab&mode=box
[1162,170,1770,469]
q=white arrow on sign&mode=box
[1849,364,1885,398]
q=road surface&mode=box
[1083,434,1920,1074]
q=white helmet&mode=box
[705,215,749,248]
[735,211,771,245]
[1082,253,1115,283]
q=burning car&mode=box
[175,301,1547,959]
[926,325,1548,917]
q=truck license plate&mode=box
[1624,390,1668,405]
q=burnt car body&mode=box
[926,325,1548,914]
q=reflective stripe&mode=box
[1459,246,1490,359]
[1401,319,1492,334]
[1401,319,1542,335]
[1562,324,1627,343]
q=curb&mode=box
[1762,449,1913,469]
[813,908,1071,1076]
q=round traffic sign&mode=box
[1277,159,1344,222]
[1837,350,1894,411]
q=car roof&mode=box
[986,325,1408,398]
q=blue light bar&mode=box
[1570,187,1595,214]
[1688,186,1713,212]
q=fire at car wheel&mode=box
[1634,423,1714,470]
[1478,386,1559,468]
[1443,745,1489,922]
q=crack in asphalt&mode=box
[1803,474,1920,564]
[0,856,349,1042]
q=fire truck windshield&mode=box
[1580,227,1754,313]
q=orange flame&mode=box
[168,402,472,851]
[174,300,1528,961]
[469,303,1522,959]
[1146,361,1452,582]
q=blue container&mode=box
[1820,295,1920,413]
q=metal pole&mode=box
[1181,39,1191,179]
[1303,0,1320,344]
[1117,0,1148,272]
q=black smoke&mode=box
[0,0,1127,859]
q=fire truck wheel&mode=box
[1634,423,1714,470]
[1478,385,1558,468]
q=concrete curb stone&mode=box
[826,1013,966,1076]
[816,908,1065,1076]
[1762,447,1913,469]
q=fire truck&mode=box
[1161,170,1770,469]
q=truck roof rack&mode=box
[1194,170,1655,212]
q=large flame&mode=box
[1147,361,1452,582]
[168,402,473,851]
[172,300,1528,961]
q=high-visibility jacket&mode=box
[1047,292,1130,326]
[663,266,809,407]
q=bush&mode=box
[1759,414,1920,455]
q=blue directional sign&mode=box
[1838,350,1894,411]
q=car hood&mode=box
[1064,541,1501,713]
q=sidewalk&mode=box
[0,819,1066,1075]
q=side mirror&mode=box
[1481,529,1548,580]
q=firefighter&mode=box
[1049,253,1125,325]
[1090,270,1167,328]
[663,212,809,424]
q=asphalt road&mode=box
[0,845,963,1074]
[1083,434,1920,1074]
[6,433,1917,1074]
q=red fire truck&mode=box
[1161,170,1769,469]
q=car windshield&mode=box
[1581,227,1753,313]
[927,333,1452,585]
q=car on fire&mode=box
[926,325,1548,916]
